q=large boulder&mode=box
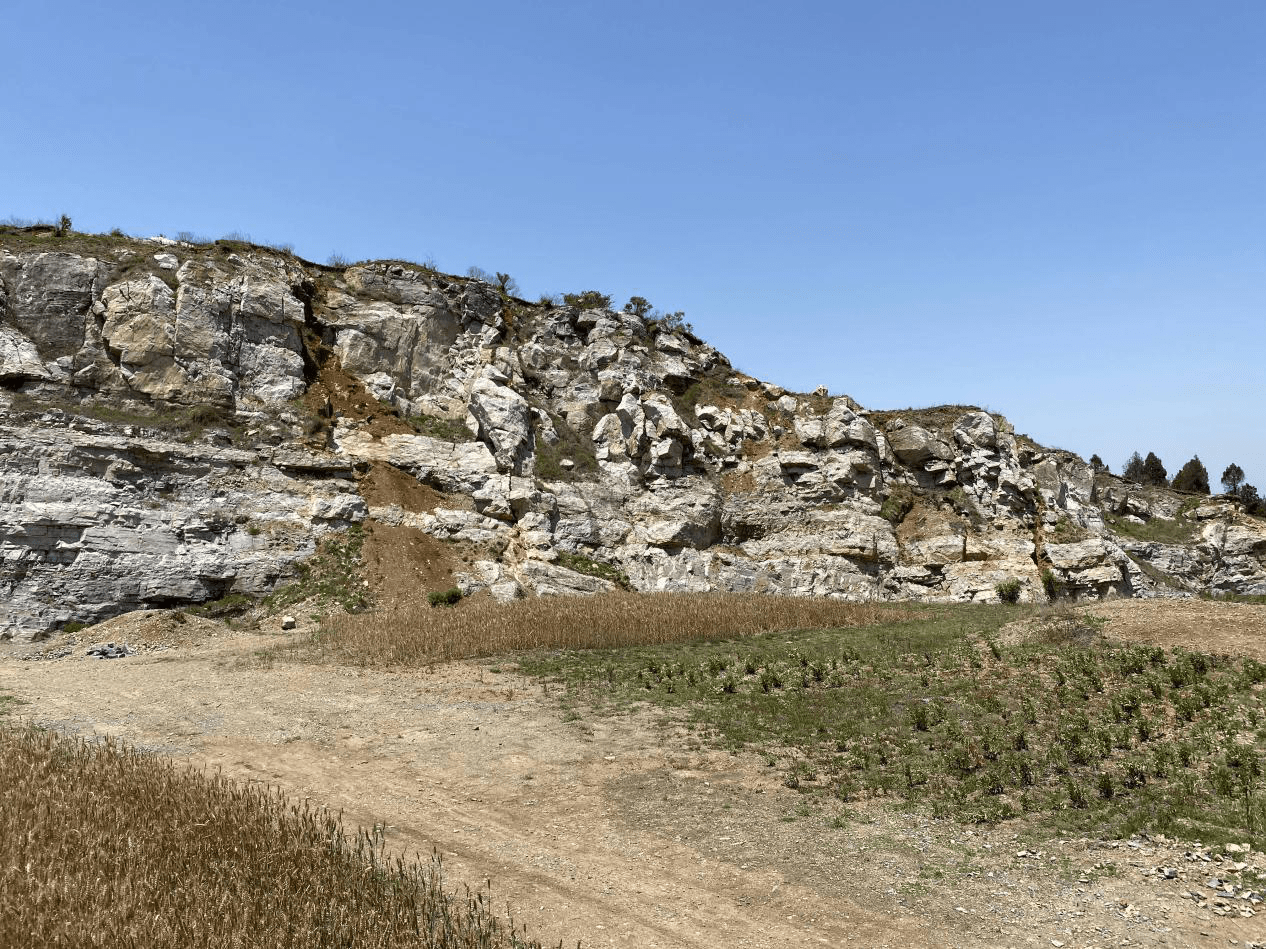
[628,482,722,549]
[953,411,997,450]
[886,422,956,466]
[468,376,533,474]
[795,402,878,451]
[517,559,616,596]
[1,252,100,359]
[0,326,49,384]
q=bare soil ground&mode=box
[2,603,1265,949]
[359,463,486,606]
[1088,599,1266,661]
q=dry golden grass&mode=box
[307,592,897,666]
[0,725,546,948]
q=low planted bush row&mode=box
[523,606,1266,845]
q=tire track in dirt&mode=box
[0,635,945,948]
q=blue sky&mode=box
[6,1,1263,489]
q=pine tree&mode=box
[1140,452,1168,486]
[1171,456,1210,494]
[1240,484,1264,516]
[1090,454,1107,472]
[1221,463,1245,495]
[1123,452,1146,482]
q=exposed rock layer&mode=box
[2,229,1263,640]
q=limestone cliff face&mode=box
[2,228,1264,640]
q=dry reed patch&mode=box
[305,592,897,666]
[0,725,547,949]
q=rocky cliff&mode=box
[3,226,1264,641]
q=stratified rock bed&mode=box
[2,227,1264,641]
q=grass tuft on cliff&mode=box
[1104,513,1197,545]
[266,525,370,615]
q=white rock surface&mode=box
[2,234,1264,639]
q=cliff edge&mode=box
[2,226,1263,641]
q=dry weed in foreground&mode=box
[0,725,548,949]
[312,592,895,665]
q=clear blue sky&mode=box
[6,1,1263,489]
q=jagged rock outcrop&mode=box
[2,227,1264,641]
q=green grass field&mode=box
[521,604,1266,847]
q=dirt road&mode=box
[2,602,1264,948]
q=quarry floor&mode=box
[2,599,1265,949]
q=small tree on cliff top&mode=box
[1171,456,1210,494]
[1222,463,1245,495]
[1123,452,1146,482]
[1240,484,1265,516]
[624,296,652,318]
[1140,452,1168,486]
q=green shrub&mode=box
[1041,569,1062,601]
[1096,771,1116,799]
[562,290,612,309]
[405,412,474,442]
[1067,779,1089,809]
[651,310,693,335]
[186,593,256,619]
[532,410,598,481]
[879,488,915,525]
[555,552,631,590]
[623,296,652,317]
[1105,514,1195,545]
[428,587,463,608]
[995,579,1022,604]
